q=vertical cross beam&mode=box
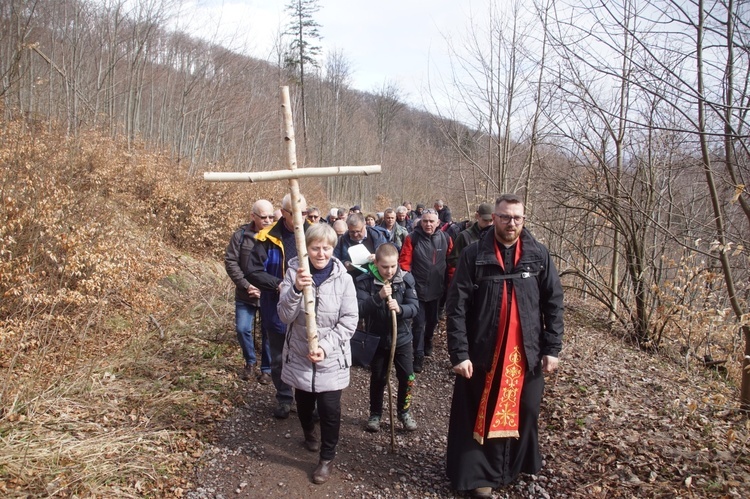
[205,86,381,351]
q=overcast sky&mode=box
[176,0,492,110]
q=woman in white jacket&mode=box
[277,223,358,484]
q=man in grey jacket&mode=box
[224,199,275,384]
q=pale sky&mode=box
[175,0,491,110]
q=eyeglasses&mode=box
[308,215,320,219]
[254,214,274,220]
[494,214,525,224]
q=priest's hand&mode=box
[453,359,473,379]
[542,355,559,373]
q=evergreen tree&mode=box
[284,0,322,152]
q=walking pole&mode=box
[385,283,398,453]
[253,308,260,368]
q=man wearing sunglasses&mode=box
[445,194,564,498]
[306,207,323,224]
[247,194,310,419]
[225,199,275,385]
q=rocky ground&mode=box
[185,303,749,498]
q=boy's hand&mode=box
[378,283,392,300]
[386,297,401,314]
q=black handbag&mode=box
[350,329,381,367]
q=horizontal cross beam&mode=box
[204,165,381,182]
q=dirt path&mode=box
[185,305,749,498]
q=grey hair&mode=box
[396,205,407,214]
[346,212,365,227]
[252,199,273,215]
[281,193,307,212]
[306,223,337,247]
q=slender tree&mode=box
[284,0,322,156]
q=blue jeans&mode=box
[235,301,258,367]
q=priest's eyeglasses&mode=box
[494,214,526,225]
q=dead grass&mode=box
[0,121,257,496]
[0,257,243,497]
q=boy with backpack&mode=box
[355,243,420,432]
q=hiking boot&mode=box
[413,355,424,373]
[239,365,254,381]
[257,372,271,385]
[365,415,381,433]
[312,459,333,484]
[273,403,291,419]
[303,428,320,452]
[399,412,418,431]
[424,341,433,357]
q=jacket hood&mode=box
[359,264,405,284]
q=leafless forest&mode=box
[0,0,749,494]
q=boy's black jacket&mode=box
[355,268,419,350]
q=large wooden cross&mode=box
[205,86,381,352]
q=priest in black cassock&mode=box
[445,194,564,498]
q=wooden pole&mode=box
[385,284,398,452]
[281,86,319,353]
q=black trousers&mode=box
[369,343,414,416]
[269,332,293,405]
[412,299,439,357]
[295,389,342,461]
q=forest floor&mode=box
[181,302,750,498]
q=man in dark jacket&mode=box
[247,193,309,419]
[445,194,563,498]
[398,208,454,373]
[224,199,275,384]
[447,202,494,271]
[409,203,424,222]
[395,206,414,233]
[435,199,452,224]
[333,212,387,275]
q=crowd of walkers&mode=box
[224,194,564,497]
